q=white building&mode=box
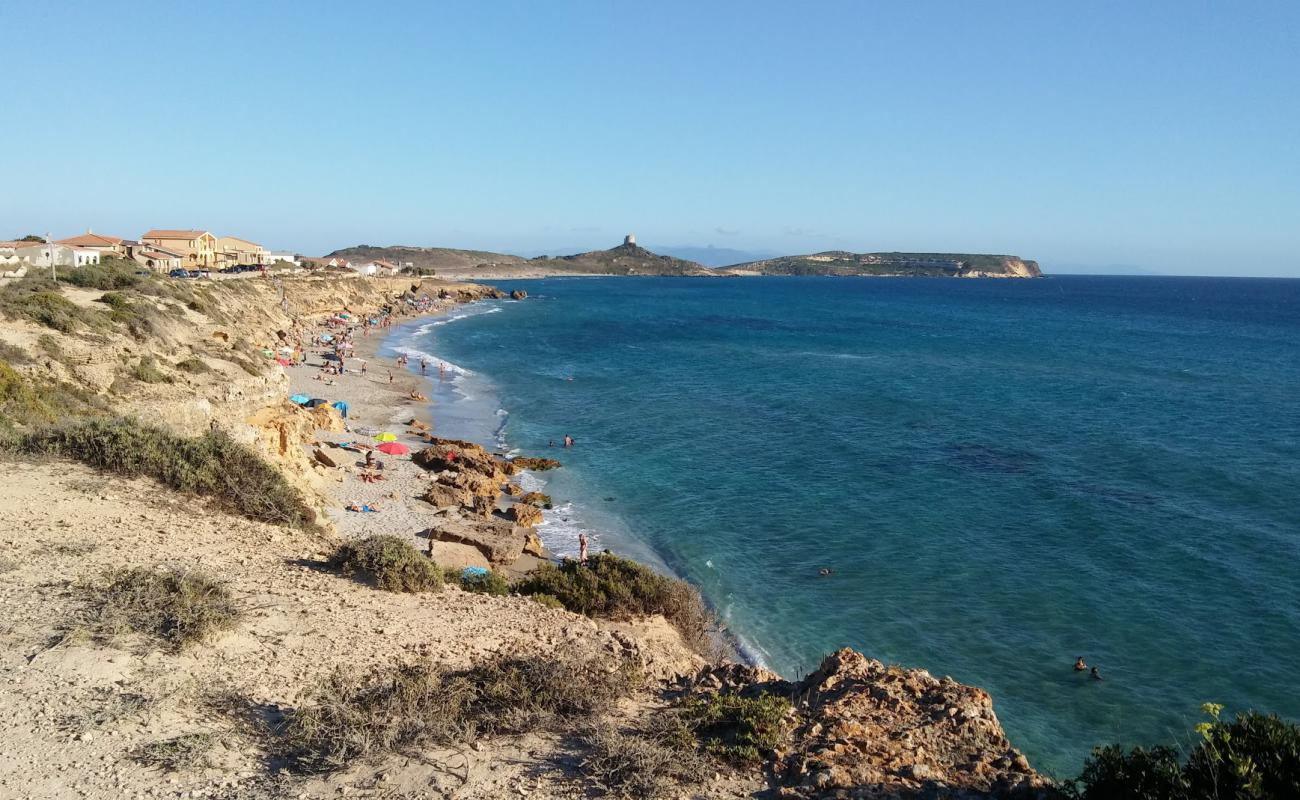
[14,242,100,268]
[354,259,398,276]
[266,251,299,265]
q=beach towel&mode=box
[461,567,490,579]
[289,394,310,405]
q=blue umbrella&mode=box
[289,394,310,405]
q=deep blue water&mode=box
[383,276,1300,776]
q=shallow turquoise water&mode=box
[384,275,1300,775]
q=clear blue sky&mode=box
[3,1,1297,275]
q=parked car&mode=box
[168,269,191,278]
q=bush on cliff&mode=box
[0,276,103,333]
[1070,704,1300,800]
[515,553,715,655]
[58,257,145,290]
[279,649,637,773]
[333,535,443,593]
[678,691,792,764]
[0,361,106,433]
[14,417,316,527]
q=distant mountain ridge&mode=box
[327,242,1041,278]
[727,251,1041,278]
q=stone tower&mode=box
[624,234,636,247]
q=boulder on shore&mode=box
[509,289,527,300]
[506,503,543,527]
[423,517,529,565]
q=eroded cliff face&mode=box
[961,258,1042,278]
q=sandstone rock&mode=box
[503,483,522,496]
[522,531,546,558]
[424,517,527,565]
[511,456,561,471]
[421,482,474,510]
[518,491,551,507]
[509,290,527,300]
[313,447,338,468]
[506,503,543,527]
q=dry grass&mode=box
[133,732,218,771]
[579,716,710,799]
[279,649,638,773]
[80,567,242,652]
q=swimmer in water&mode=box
[1091,667,1103,681]
[818,567,834,576]
[1074,657,1087,671]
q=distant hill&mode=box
[326,245,527,271]
[727,251,1042,278]
[529,240,713,276]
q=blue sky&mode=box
[2,1,1297,275]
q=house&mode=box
[140,229,218,268]
[266,251,299,265]
[355,259,398,276]
[55,230,126,257]
[131,246,184,273]
[0,241,29,276]
[216,236,267,268]
[14,242,100,268]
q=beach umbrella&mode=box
[289,394,310,405]
[331,401,350,418]
[375,432,398,442]
[376,442,409,455]
[306,398,328,408]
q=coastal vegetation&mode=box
[278,649,638,773]
[11,417,316,527]
[79,567,242,652]
[516,553,715,655]
[1070,704,1300,799]
[332,534,443,593]
[679,691,792,764]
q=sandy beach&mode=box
[281,297,553,576]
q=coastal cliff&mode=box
[0,269,1047,798]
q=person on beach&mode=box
[388,370,394,384]
[420,358,428,375]
[361,361,367,373]
[439,362,446,379]
[1074,657,1087,671]
[579,533,588,564]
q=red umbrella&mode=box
[376,442,409,455]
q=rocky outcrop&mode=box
[509,289,527,300]
[506,503,543,527]
[678,649,1046,798]
[519,491,551,507]
[511,456,562,471]
[423,516,531,565]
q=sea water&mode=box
[380,276,1300,776]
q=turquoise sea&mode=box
[380,276,1300,776]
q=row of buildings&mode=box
[1,229,404,278]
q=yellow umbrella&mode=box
[375,432,398,442]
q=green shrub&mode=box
[455,568,510,596]
[279,650,636,773]
[516,553,715,654]
[130,356,171,384]
[0,360,104,431]
[59,257,144,290]
[82,567,241,652]
[0,278,101,333]
[0,341,30,364]
[530,593,565,610]
[677,692,791,764]
[15,417,316,527]
[1071,705,1300,800]
[175,356,210,374]
[332,535,442,593]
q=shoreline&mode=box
[338,301,756,664]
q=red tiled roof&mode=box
[55,232,123,247]
[142,229,210,240]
